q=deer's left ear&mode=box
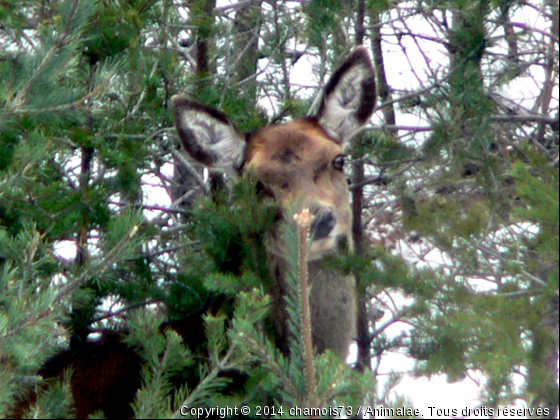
[317,47,376,145]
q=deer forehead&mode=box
[245,118,344,172]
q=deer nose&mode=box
[310,210,336,240]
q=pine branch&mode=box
[6,74,114,115]
[170,347,235,419]
[8,0,96,111]
[55,224,140,303]
[293,209,317,409]
[234,331,300,402]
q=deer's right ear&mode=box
[171,95,246,174]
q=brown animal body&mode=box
[172,47,376,359]
[13,48,376,418]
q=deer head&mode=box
[172,48,376,358]
[172,47,376,261]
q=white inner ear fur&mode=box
[181,110,245,174]
[319,62,372,144]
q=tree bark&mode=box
[352,0,370,373]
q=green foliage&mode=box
[191,177,279,280]
[126,310,192,418]
[367,0,393,14]
[510,152,559,408]
[405,192,492,248]
[22,372,75,419]
[83,0,155,65]
[306,0,346,56]
[512,155,559,255]
[367,131,417,165]
[0,227,66,417]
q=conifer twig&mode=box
[293,209,316,409]
[171,347,235,419]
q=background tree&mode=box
[0,0,557,418]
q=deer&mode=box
[10,47,376,419]
[171,47,376,359]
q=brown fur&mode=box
[245,118,353,262]
[11,334,142,419]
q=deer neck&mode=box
[268,255,356,359]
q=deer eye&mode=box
[332,154,346,172]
